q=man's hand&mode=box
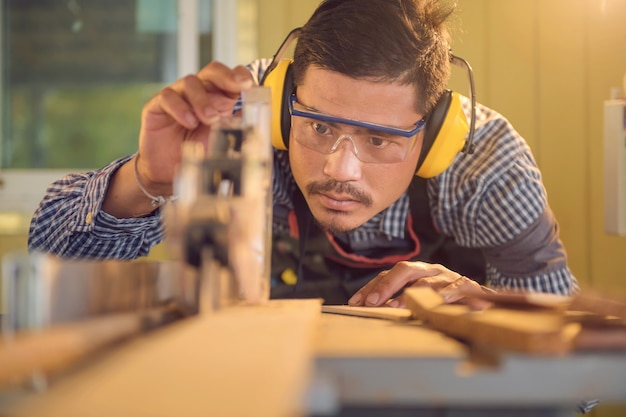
[348,261,493,309]
[102,62,254,219]
[136,62,254,195]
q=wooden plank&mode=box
[404,287,580,355]
[321,305,413,321]
[0,306,180,390]
[0,299,322,417]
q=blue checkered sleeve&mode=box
[430,101,579,295]
[28,155,164,259]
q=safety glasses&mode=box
[288,94,425,163]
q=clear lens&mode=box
[290,115,415,163]
[288,95,423,163]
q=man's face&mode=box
[289,66,424,234]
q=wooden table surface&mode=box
[0,299,322,417]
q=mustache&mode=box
[306,180,373,207]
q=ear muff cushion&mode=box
[416,91,469,178]
[260,59,294,150]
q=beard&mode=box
[314,215,354,235]
[305,179,373,234]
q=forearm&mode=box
[29,211,163,260]
[485,264,579,296]
[102,154,173,219]
[481,207,579,295]
[28,156,165,260]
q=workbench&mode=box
[0,299,625,417]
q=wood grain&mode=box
[404,287,580,355]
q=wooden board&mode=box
[0,299,322,417]
[321,305,413,321]
[404,287,580,355]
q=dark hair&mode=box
[292,0,455,115]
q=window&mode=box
[0,0,257,252]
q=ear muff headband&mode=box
[416,91,468,178]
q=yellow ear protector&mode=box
[262,58,295,151]
[259,28,301,151]
[260,28,477,178]
[416,55,476,177]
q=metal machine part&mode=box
[1,253,191,335]
[0,253,193,390]
[166,87,273,309]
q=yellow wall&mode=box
[257,0,318,58]
[257,0,626,293]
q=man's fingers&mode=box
[143,87,200,131]
[144,62,253,130]
[178,74,230,124]
[349,270,389,306]
[365,269,410,307]
[349,263,421,307]
[385,296,405,309]
[411,276,453,291]
[197,62,254,97]
[348,261,470,308]
[440,278,493,310]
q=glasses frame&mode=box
[288,94,426,138]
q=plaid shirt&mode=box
[28,60,578,295]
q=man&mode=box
[28,0,578,306]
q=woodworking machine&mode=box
[0,87,273,390]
